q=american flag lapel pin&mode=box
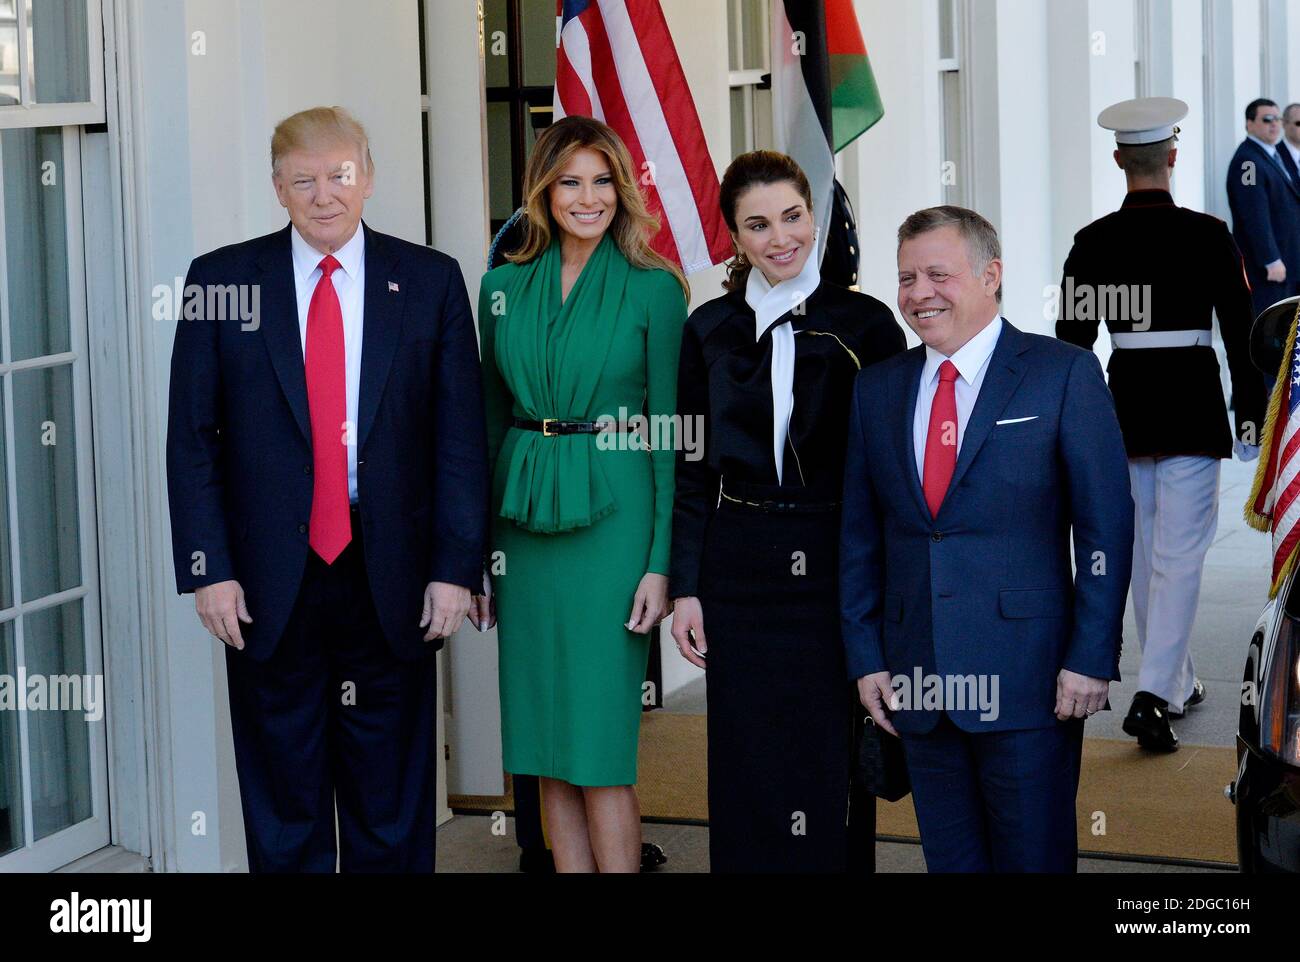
[388,281,400,292]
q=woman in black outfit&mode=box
[669,151,905,872]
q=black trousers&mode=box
[224,510,440,872]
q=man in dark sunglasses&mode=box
[1226,99,1300,316]
[1282,104,1300,186]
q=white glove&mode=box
[1235,438,1261,462]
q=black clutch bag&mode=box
[852,712,911,802]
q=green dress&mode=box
[478,234,686,787]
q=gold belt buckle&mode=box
[542,418,559,437]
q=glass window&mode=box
[0,126,103,870]
[939,0,956,62]
[0,1,17,106]
[486,100,515,225]
[3,127,71,361]
[29,0,90,105]
[13,364,80,601]
[483,0,509,89]
[521,0,556,89]
[23,601,91,841]
[0,620,19,857]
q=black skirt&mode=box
[698,483,856,873]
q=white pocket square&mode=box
[995,416,1039,426]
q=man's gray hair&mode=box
[897,205,1003,302]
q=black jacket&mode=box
[1056,190,1265,459]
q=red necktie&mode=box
[922,360,959,518]
[305,255,351,564]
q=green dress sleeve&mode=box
[477,271,515,473]
[643,270,688,575]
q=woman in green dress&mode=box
[472,116,688,872]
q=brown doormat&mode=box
[449,711,1239,865]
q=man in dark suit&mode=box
[840,206,1133,872]
[1226,99,1300,316]
[166,106,489,872]
[1058,98,1266,753]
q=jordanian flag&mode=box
[826,0,884,151]
[771,0,884,262]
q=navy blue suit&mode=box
[1226,138,1300,316]
[840,321,1133,871]
[166,223,489,871]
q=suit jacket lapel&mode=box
[892,347,931,521]
[256,225,311,443]
[941,321,1029,509]
[356,223,404,454]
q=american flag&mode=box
[555,0,732,274]
[1246,302,1300,596]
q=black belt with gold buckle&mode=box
[512,417,634,437]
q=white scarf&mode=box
[744,253,821,483]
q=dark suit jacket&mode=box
[1056,189,1265,458]
[166,222,489,662]
[839,321,1133,733]
[1226,138,1300,311]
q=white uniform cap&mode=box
[1097,97,1189,145]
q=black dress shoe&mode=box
[640,841,667,872]
[1167,679,1205,720]
[1123,691,1179,752]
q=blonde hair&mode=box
[508,116,688,301]
[271,106,374,176]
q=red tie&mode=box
[305,255,351,564]
[922,360,959,518]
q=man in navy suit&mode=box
[840,207,1133,872]
[166,107,489,872]
[1226,99,1300,316]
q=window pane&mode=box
[753,85,773,150]
[521,0,556,89]
[23,601,92,840]
[28,0,90,104]
[484,0,509,89]
[486,100,515,225]
[941,70,965,207]
[939,0,956,61]
[0,4,17,106]
[730,86,747,158]
[0,386,11,612]
[741,0,767,72]
[2,127,71,361]
[727,0,741,72]
[0,620,20,856]
[13,364,81,601]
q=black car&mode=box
[1229,296,1300,873]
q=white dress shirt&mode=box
[912,316,1004,481]
[291,224,365,504]
[1248,134,1291,182]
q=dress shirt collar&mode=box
[1247,134,1280,158]
[922,315,1004,388]
[291,220,365,286]
[1285,139,1300,164]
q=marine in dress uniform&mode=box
[1056,99,1268,752]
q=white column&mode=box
[1168,1,1207,211]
